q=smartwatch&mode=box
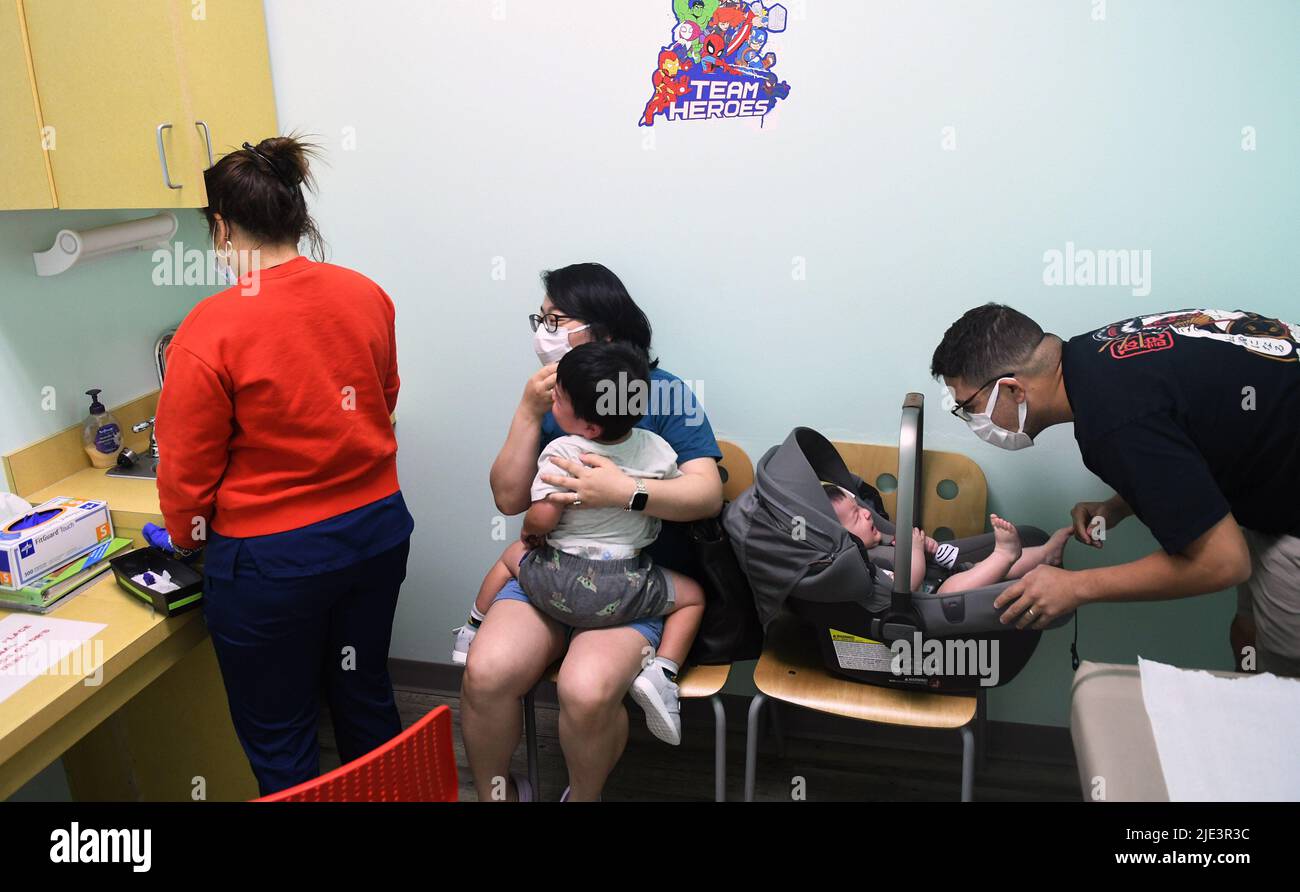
[626,479,649,512]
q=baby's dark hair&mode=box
[201,133,326,259]
[556,342,651,441]
[822,483,851,504]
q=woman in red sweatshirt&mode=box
[149,136,414,796]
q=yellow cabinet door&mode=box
[174,0,278,166]
[0,0,55,208]
[23,0,207,209]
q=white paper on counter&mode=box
[0,614,107,704]
[1139,657,1300,801]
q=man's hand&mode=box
[540,454,637,509]
[522,363,558,418]
[1070,496,1129,549]
[994,564,1082,630]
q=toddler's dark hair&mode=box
[556,342,651,441]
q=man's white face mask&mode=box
[965,380,1034,450]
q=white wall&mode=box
[262,0,1300,725]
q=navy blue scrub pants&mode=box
[202,538,410,796]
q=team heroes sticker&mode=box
[640,1,792,127]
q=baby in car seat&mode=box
[822,484,1071,593]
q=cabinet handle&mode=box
[156,123,182,190]
[195,121,214,168]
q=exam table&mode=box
[1070,660,1263,802]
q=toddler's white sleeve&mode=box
[530,438,585,502]
[650,432,682,480]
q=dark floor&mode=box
[318,684,1083,803]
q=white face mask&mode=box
[213,235,237,286]
[965,380,1034,450]
[533,323,589,365]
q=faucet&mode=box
[133,418,159,461]
[147,329,175,468]
[105,330,175,479]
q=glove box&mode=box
[110,547,204,616]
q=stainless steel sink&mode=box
[106,458,159,481]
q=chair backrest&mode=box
[717,439,754,502]
[832,441,988,540]
[255,705,458,802]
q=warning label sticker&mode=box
[828,628,895,673]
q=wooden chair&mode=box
[523,439,755,802]
[255,705,458,802]
[744,402,994,802]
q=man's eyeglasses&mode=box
[529,313,575,333]
[950,374,1015,422]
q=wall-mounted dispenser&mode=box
[33,212,179,277]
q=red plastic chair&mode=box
[255,705,458,802]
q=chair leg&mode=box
[744,694,766,802]
[975,689,988,774]
[767,698,787,759]
[959,723,975,802]
[523,688,540,800]
[710,695,726,803]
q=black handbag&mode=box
[685,512,765,665]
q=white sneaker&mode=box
[630,664,682,746]
[451,622,478,666]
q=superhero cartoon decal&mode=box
[1090,309,1300,362]
[641,1,791,127]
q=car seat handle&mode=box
[892,392,925,612]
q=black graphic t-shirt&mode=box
[1062,309,1300,554]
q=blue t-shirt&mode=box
[539,366,721,575]
[203,491,415,580]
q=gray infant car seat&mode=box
[723,394,1073,692]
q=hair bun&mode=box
[253,135,317,190]
[203,131,327,261]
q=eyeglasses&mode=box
[949,335,1044,420]
[529,313,575,333]
[950,374,1015,422]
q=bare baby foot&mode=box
[1042,527,1072,566]
[991,514,1023,564]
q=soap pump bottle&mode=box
[82,389,123,468]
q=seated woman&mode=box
[822,484,1071,592]
[461,342,706,747]
[461,263,723,803]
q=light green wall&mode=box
[0,209,215,467]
